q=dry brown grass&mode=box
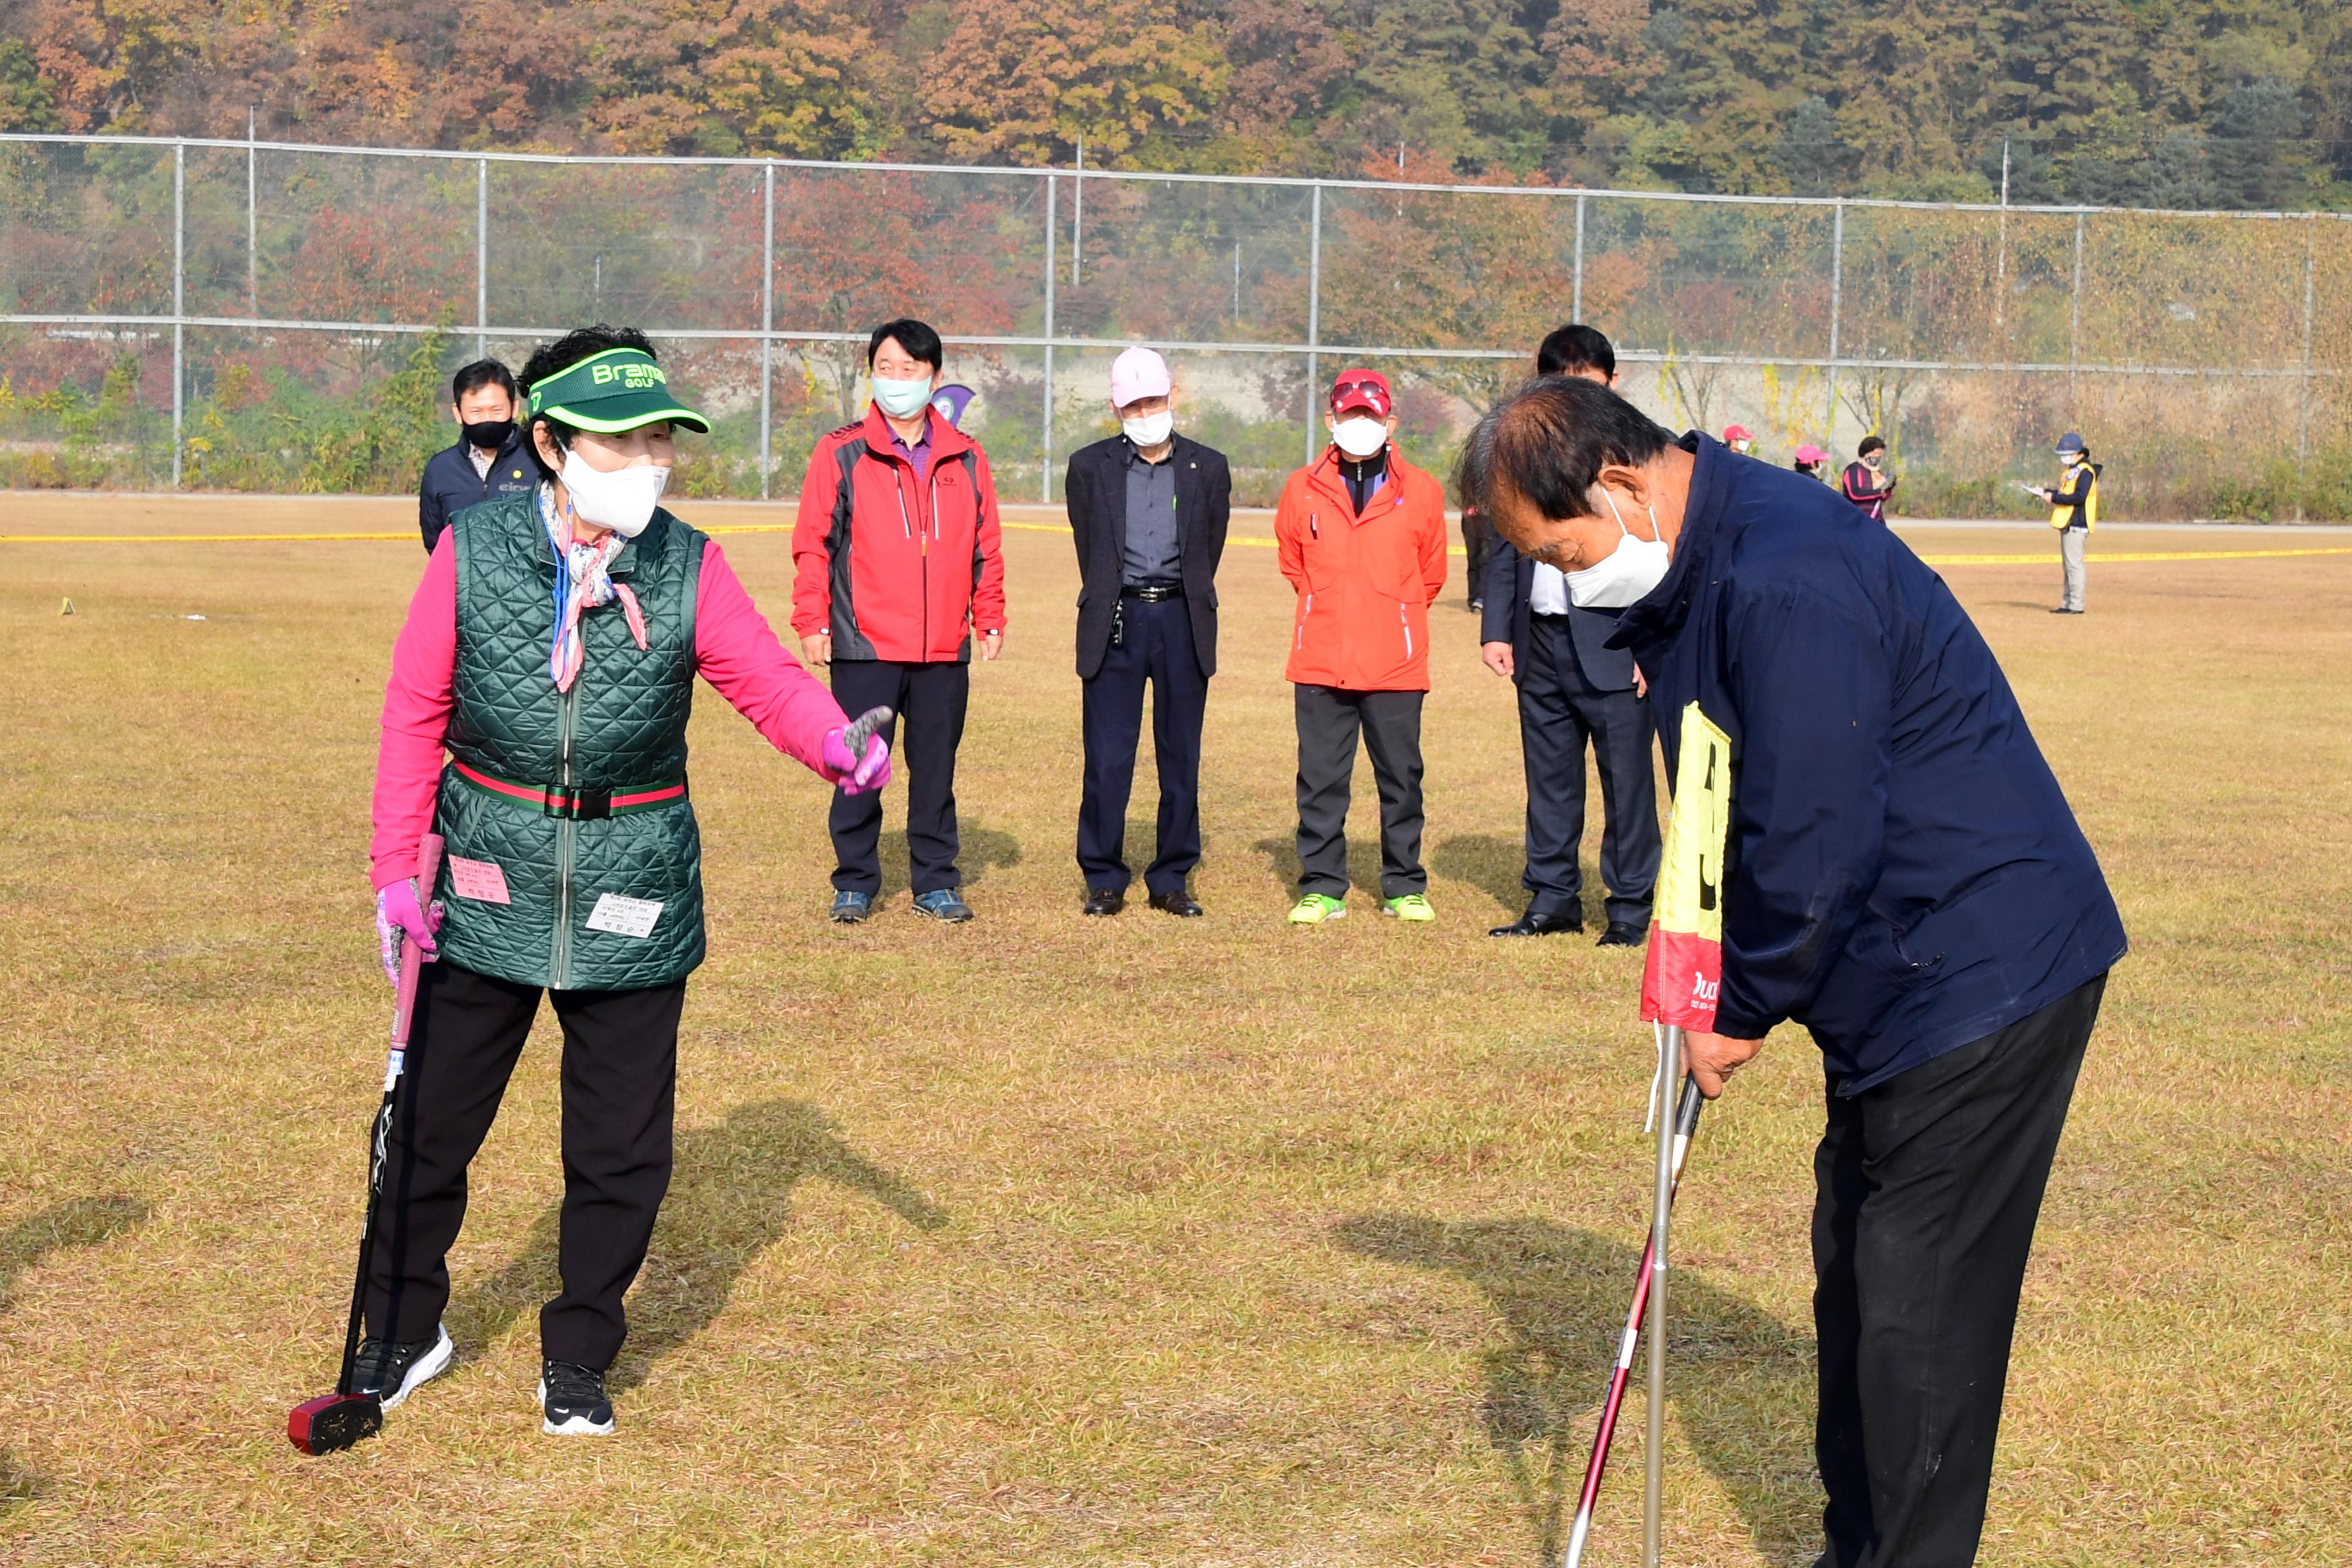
[1,495,2346,1565]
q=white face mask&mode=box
[1563,486,1671,609]
[871,375,934,419]
[1122,409,1173,447]
[1331,416,1389,459]
[560,448,669,538]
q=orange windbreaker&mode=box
[1275,446,1449,692]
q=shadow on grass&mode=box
[1,1195,149,1517]
[1430,832,1529,914]
[876,819,1021,900]
[1335,1213,1818,1566]
[447,1099,946,1391]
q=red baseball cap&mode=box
[1723,424,1753,444]
[1329,368,1391,418]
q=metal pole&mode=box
[1995,138,2010,332]
[1232,240,1240,323]
[172,140,184,489]
[1304,181,1322,468]
[1825,199,1844,444]
[1072,137,1083,288]
[476,157,489,360]
[760,161,775,501]
[1642,1026,1681,1568]
[2068,210,2085,406]
[246,108,258,317]
[1043,173,1057,504]
[1573,192,1587,322]
[2296,229,2315,522]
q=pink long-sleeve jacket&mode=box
[369,530,847,889]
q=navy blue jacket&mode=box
[418,431,537,551]
[1479,541,1637,691]
[1609,436,2126,1093]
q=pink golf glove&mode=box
[374,878,444,984]
[820,727,892,795]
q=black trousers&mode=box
[1812,974,2105,1568]
[1519,614,1660,926]
[1294,685,1425,898]
[1461,510,1494,604]
[828,659,969,896]
[367,960,684,1370]
[1077,595,1208,895]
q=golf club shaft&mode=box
[1644,1026,1683,1568]
[1561,1070,1705,1568]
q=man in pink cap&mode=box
[1063,346,1233,916]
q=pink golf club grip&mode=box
[390,834,445,1050]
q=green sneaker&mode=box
[1287,893,1347,925]
[1383,893,1435,922]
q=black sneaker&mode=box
[351,1324,454,1410]
[539,1359,614,1436]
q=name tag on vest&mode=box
[447,856,511,905]
[585,892,664,939]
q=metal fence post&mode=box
[476,158,489,360]
[1073,137,1083,288]
[1304,181,1322,468]
[1825,199,1844,443]
[1572,191,1586,322]
[1043,173,1057,504]
[172,140,185,489]
[2296,226,2316,522]
[246,111,258,318]
[2068,210,2085,406]
[760,162,776,501]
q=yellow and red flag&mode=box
[1642,702,1733,1030]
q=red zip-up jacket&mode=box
[1275,446,1449,692]
[791,404,1007,663]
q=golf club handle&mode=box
[840,704,894,758]
[389,833,444,1052]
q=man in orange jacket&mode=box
[1275,368,1449,925]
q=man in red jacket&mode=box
[793,318,1007,924]
[1275,368,1449,925]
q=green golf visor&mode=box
[527,347,709,434]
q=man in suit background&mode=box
[1064,348,1233,917]
[1479,324,1660,944]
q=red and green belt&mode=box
[452,760,687,821]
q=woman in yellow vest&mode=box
[2029,431,2099,614]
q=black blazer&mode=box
[1065,433,1232,680]
[1479,542,1638,692]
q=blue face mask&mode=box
[871,375,934,419]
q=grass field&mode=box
[2,494,2347,1566]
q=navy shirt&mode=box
[418,431,536,551]
[1610,436,2126,1093]
[1120,439,1179,585]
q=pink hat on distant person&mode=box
[1110,346,1171,407]
[1794,443,1828,464]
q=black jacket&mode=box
[1609,435,2126,1092]
[1065,433,1232,679]
[1478,542,1637,691]
[418,431,537,551]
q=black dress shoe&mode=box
[1148,889,1204,917]
[1488,906,1583,937]
[1596,921,1647,948]
[1083,887,1126,917]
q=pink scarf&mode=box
[540,486,647,692]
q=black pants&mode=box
[1519,614,1660,926]
[367,961,683,1370]
[828,659,969,896]
[1078,594,1208,896]
[1294,684,1425,898]
[1461,511,1494,604]
[1812,974,2105,1568]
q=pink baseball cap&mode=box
[1110,346,1171,407]
[1794,443,1827,464]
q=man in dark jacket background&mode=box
[1462,375,2128,1568]
[416,360,536,551]
[1064,347,1231,917]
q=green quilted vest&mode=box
[431,493,707,990]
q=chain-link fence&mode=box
[4,133,2348,516]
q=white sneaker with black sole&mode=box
[351,1323,455,1411]
[538,1358,616,1436]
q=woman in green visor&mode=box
[358,326,890,1436]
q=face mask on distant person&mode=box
[560,447,668,538]
[871,375,934,419]
[1122,409,1174,447]
[1563,485,1671,609]
[1332,416,1389,459]
[462,418,513,451]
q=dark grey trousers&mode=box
[1518,614,1660,926]
[1293,684,1425,899]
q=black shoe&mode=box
[1596,921,1647,948]
[540,1359,614,1436]
[912,888,974,923]
[351,1324,454,1411]
[1467,597,1485,612]
[1083,887,1126,917]
[1148,888,1204,917]
[1488,906,1583,938]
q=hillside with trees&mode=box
[2,0,2346,206]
